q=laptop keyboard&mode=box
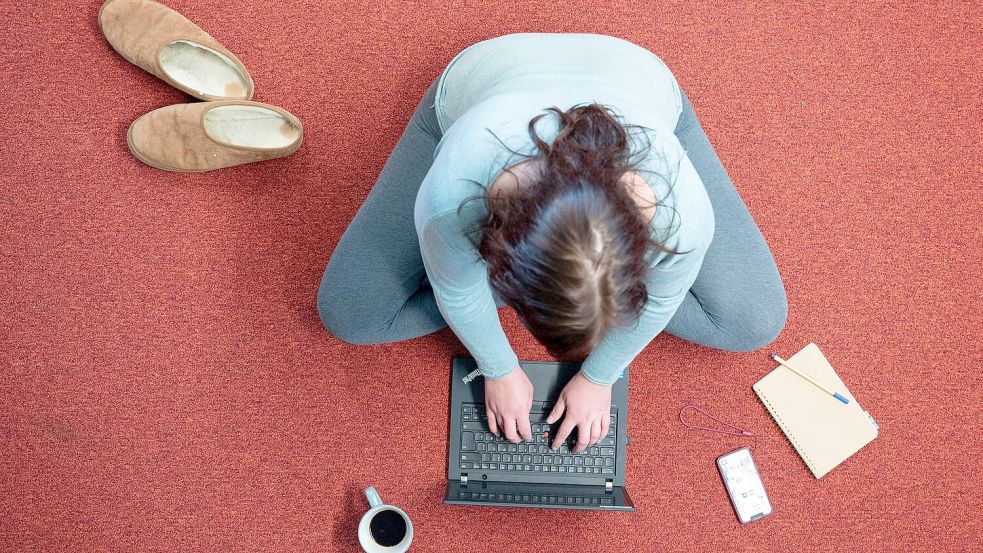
[457,491,616,506]
[458,402,618,476]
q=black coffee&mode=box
[369,509,407,547]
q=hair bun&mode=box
[530,104,632,180]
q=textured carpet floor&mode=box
[1,1,980,551]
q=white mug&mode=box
[357,486,413,552]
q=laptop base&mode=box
[444,480,634,511]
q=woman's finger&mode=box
[517,413,533,442]
[486,407,499,436]
[590,417,602,446]
[573,421,591,454]
[546,398,566,425]
[502,417,521,443]
[551,417,577,450]
[600,413,611,441]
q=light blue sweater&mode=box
[414,33,715,384]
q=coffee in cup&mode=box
[358,486,413,552]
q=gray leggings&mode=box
[318,78,788,352]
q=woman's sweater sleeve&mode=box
[416,209,519,379]
[580,152,715,385]
[579,237,708,384]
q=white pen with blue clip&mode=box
[769,353,850,405]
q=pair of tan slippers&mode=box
[100,0,303,172]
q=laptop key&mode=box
[601,448,615,456]
[604,457,614,467]
[462,422,485,432]
[462,432,475,450]
[461,452,479,462]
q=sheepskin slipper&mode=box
[99,0,254,100]
[127,101,303,172]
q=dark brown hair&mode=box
[468,104,687,360]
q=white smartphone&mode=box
[716,447,772,524]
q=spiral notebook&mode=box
[753,343,878,478]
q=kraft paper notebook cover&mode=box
[753,343,878,478]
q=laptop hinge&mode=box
[605,480,613,492]
[460,474,469,487]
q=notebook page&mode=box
[753,343,878,478]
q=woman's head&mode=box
[476,104,679,360]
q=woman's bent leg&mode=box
[317,79,448,344]
[664,90,788,351]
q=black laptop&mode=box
[444,358,634,511]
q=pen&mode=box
[769,353,850,404]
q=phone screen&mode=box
[717,447,772,524]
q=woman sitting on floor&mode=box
[318,33,787,452]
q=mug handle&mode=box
[365,486,383,509]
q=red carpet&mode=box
[2,1,980,551]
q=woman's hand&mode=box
[547,372,612,453]
[484,366,534,443]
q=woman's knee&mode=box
[713,284,788,352]
[317,271,384,346]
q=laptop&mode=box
[443,358,634,511]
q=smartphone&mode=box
[716,447,772,524]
